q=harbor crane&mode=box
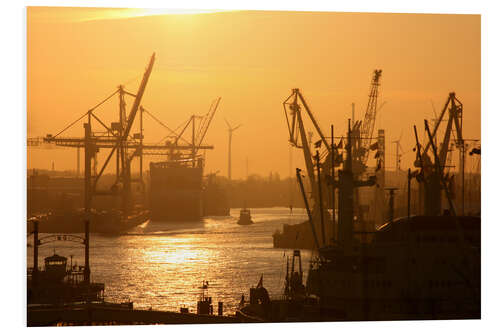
[351,69,383,175]
[31,53,156,284]
[419,92,463,169]
[28,53,220,282]
[30,55,219,211]
[413,92,464,216]
[283,89,331,212]
[141,97,220,167]
[40,53,156,218]
[345,70,384,226]
[360,69,382,163]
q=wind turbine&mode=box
[392,130,404,171]
[225,118,242,182]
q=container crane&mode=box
[31,53,155,283]
[140,97,220,168]
[41,53,156,217]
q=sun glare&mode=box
[139,9,229,16]
[94,8,230,21]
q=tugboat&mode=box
[237,208,253,225]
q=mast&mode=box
[315,151,326,246]
[32,219,39,287]
[338,119,354,253]
[192,115,196,167]
[331,124,336,242]
[84,119,92,284]
[296,168,320,250]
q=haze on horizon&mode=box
[27,7,481,179]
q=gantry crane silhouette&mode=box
[28,54,221,216]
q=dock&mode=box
[27,303,250,326]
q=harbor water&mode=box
[27,207,312,314]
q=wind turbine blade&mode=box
[224,118,231,129]
[233,124,243,131]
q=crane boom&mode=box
[123,53,155,140]
[195,97,221,152]
[421,92,463,166]
[283,89,328,214]
[92,53,155,187]
[296,92,330,151]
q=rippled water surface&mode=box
[28,207,312,314]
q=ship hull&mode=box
[27,210,150,234]
[306,215,480,321]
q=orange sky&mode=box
[27,7,481,179]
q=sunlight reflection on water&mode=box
[27,207,311,314]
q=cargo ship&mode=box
[149,157,204,222]
[239,213,480,322]
[27,172,149,234]
[240,160,480,321]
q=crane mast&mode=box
[359,69,382,166]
